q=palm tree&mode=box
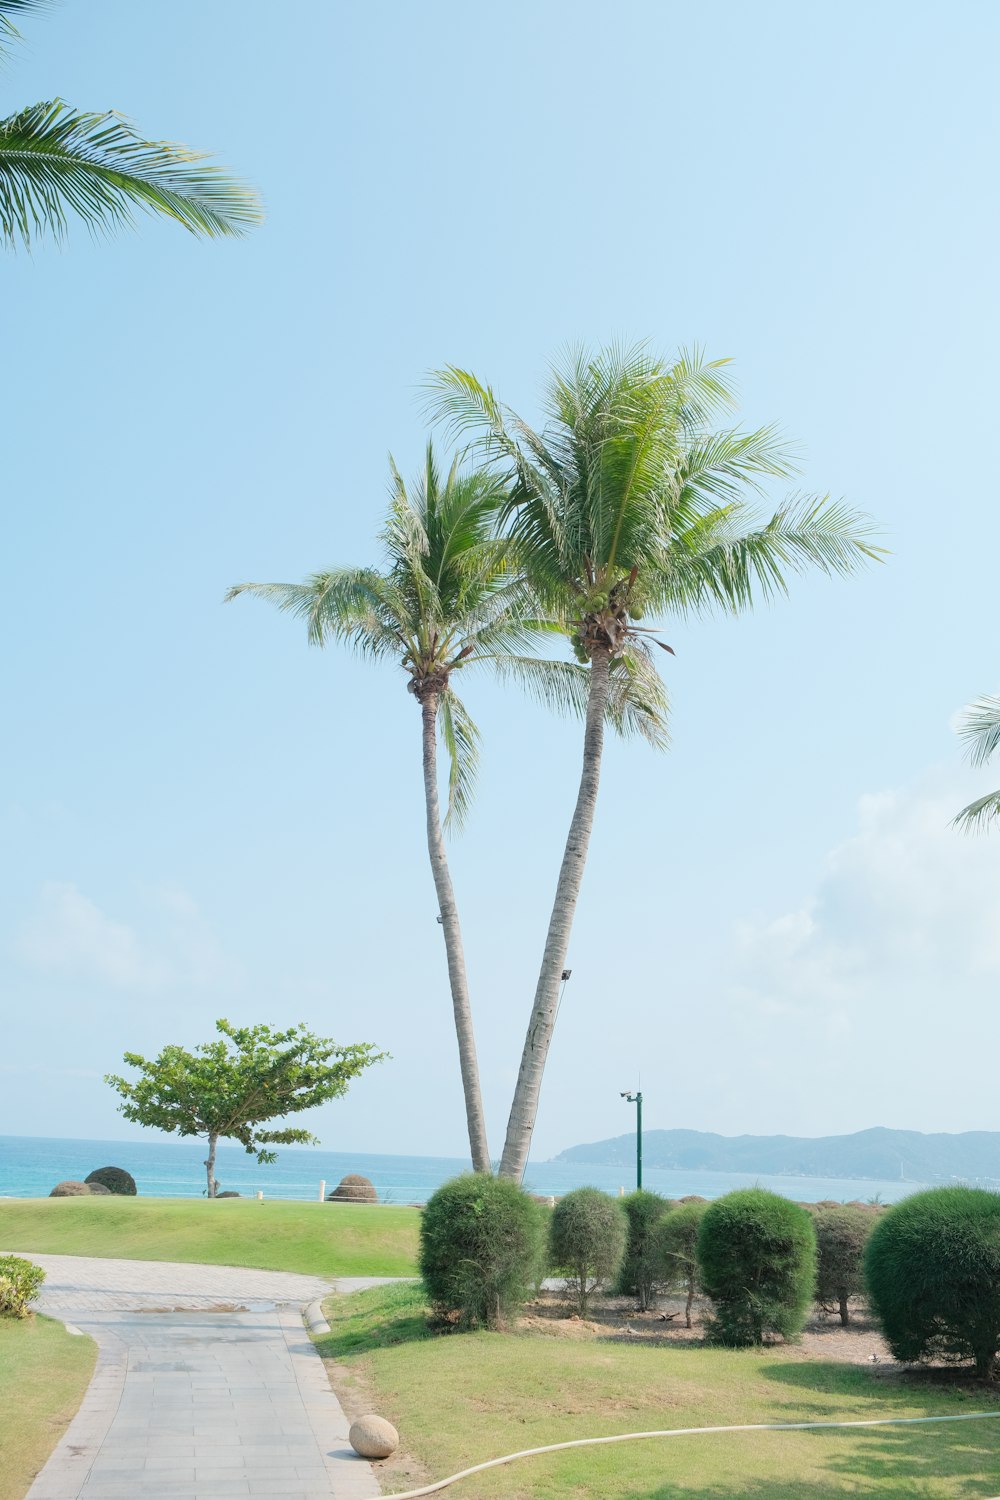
[429,343,885,1182]
[226,445,668,1173]
[954,695,1000,832]
[0,2,260,247]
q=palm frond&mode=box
[0,1,46,61]
[658,494,886,615]
[0,99,262,247]
[957,695,1000,768]
[225,572,409,658]
[438,687,481,834]
[953,789,1000,834]
[607,642,670,749]
[488,646,669,748]
[488,653,591,719]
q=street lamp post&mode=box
[621,1090,643,1191]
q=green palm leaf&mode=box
[0,1,44,59]
[957,695,1000,768]
[438,687,481,833]
[954,695,1000,833]
[0,99,262,247]
[659,495,886,615]
[953,789,1000,834]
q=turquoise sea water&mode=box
[0,1134,930,1206]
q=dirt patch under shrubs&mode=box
[519,1288,895,1366]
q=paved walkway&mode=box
[6,1253,389,1500]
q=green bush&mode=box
[549,1187,628,1317]
[614,1190,672,1310]
[0,1256,45,1318]
[659,1199,709,1328]
[419,1173,544,1329]
[49,1181,91,1197]
[698,1188,817,1345]
[864,1187,1000,1376]
[814,1206,876,1325]
[85,1166,137,1196]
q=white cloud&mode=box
[715,770,1000,1132]
[16,882,164,988]
[733,775,1000,1019]
[14,881,237,993]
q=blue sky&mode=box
[3,0,999,1164]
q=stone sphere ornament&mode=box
[349,1414,399,1459]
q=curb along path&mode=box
[7,1253,396,1500]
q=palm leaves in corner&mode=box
[954,695,1000,833]
[0,2,261,247]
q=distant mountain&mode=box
[552,1127,1000,1183]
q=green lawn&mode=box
[0,1198,420,1277]
[0,1313,95,1500]
[316,1285,1000,1498]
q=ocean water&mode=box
[0,1134,929,1206]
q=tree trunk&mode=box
[205,1132,219,1198]
[420,694,491,1173]
[499,650,612,1181]
[838,1293,850,1327]
[685,1279,695,1330]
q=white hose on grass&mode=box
[382,1408,1000,1499]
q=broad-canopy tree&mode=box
[227,445,667,1174]
[954,694,1000,832]
[0,1,261,248]
[105,1019,385,1197]
[429,343,884,1181]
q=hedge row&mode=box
[418,1176,1000,1371]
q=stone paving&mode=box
[5,1253,391,1500]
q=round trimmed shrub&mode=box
[864,1187,1000,1376]
[420,1173,544,1329]
[216,1191,241,1198]
[614,1190,672,1310]
[0,1256,45,1318]
[814,1206,877,1325]
[659,1199,709,1327]
[549,1187,628,1317]
[85,1166,137,1197]
[328,1174,378,1203]
[698,1188,817,1345]
[86,1182,112,1196]
[49,1181,91,1197]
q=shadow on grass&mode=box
[313,1281,433,1359]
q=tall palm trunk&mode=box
[420,693,492,1173]
[499,650,612,1181]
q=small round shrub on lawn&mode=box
[85,1166,137,1196]
[813,1205,876,1325]
[614,1190,672,1310]
[0,1255,45,1318]
[549,1187,628,1317]
[864,1186,1000,1376]
[698,1188,817,1345]
[49,1181,91,1197]
[420,1173,544,1329]
[328,1174,377,1203]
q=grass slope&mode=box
[0,1314,95,1500]
[0,1198,419,1277]
[317,1285,1000,1498]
